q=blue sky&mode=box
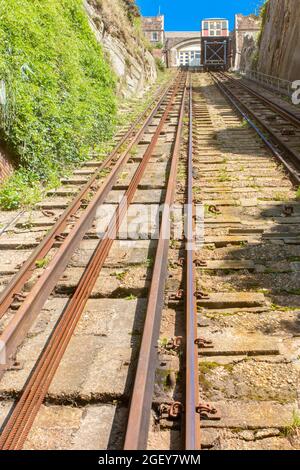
[136,0,265,31]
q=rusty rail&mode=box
[0,79,177,375]
[0,73,185,450]
[221,72,300,128]
[0,80,172,320]
[210,72,300,185]
[184,76,201,450]
[123,75,188,450]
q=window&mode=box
[207,20,227,37]
[209,23,216,35]
[178,49,201,66]
[151,32,159,42]
[203,21,209,30]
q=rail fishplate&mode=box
[196,402,221,420]
[159,402,183,420]
[195,338,214,349]
[194,259,207,267]
[169,289,184,301]
[196,291,210,300]
[283,205,294,216]
[281,128,296,136]
[208,205,221,214]
[165,336,183,352]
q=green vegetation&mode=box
[282,411,300,437]
[252,0,269,69]
[122,0,141,23]
[132,16,153,52]
[199,361,222,374]
[159,337,169,348]
[271,304,300,312]
[35,257,50,269]
[200,361,234,375]
[146,257,154,268]
[0,170,44,209]
[260,0,269,32]
[256,0,269,50]
[240,119,249,128]
[155,58,166,73]
[0,0,117,210]
[125,294,137,300]
[285,289,300,296]
[288,257,300,262]
[110,270,128,281]
[273,192,290,202]
[218,169,231,182]
[199,361,234,392]
[296,187,300,200]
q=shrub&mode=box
[0,0,117,209]
[155,58,166,72]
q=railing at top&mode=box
[239,69,293,97]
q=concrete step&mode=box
[197,292,265,309]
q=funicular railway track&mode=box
[210,72,300,183]
[124,76,204,451]
[127,70,300,451]
[125,75,221,451]
[1,68,300,451]
[0,81,172,320]
[178,72,300,451]
[0,72,188,449]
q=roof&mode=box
[202,18,228,21]
[165,31,201,38]
[142,15,164,19]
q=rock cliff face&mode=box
[256,0,300,81]
[234,14,261,71]
[239,34,258,72]
[84,0,157,97]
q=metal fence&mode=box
[239,69,293,97]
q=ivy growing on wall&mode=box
[0,0,117,209]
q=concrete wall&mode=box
[256,0,300,81]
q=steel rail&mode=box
[185,76,201,450]
[0,80,172,320]
[123,75,188,451]
[0,211,25,237]
[212,72,300,173]
[220,71,300,128]
[0,75,185,450]
[210,73,300,185]
[0,77,178,377]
